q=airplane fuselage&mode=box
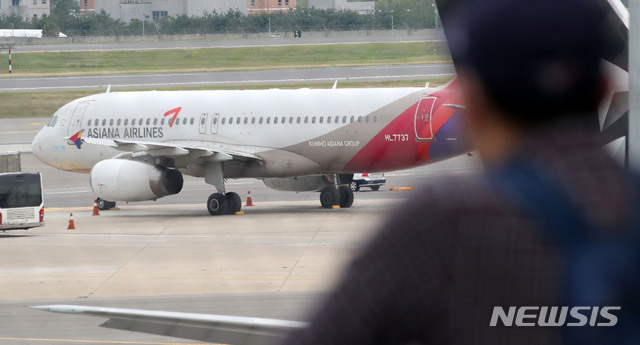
[33,86,466,179]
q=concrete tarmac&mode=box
[0,117,482,344]
[0,64,455,92]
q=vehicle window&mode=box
[244,118,248,125]
[102,119,107,126]
[87,119,91,126]
[296,117,301,124]
[184,118,188,125]
[311,116,316,124]
[357,116,362,123]
[109,119,114,126]
[221,117,226,125]
[190,118,194,125]
[124,119,129,126]
[94,119,99,126]
[282,117,286,124]
[131,119,136,126]
[117,119,122,126]
[342,116,347,124]
[0,173,42,208]
[259,117,263,125]
[350,116,355,123]
[213,117,218,125]
[320,116,324,124]
[236,117,241,124]
[154,118,158,125]
[268,117,272,124]
[373,116,378,123]
[145,118,149,126]
[252,117,256,125]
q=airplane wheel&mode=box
[225,192,242,214]
[320,186,340,209]
[97,197,116,210]
[370,185,381,191]
[338,185,354,208]
[207,193,228,216]
[350,182,360,192]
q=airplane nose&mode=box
[31,127,49,163]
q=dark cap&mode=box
[447,0,609,125]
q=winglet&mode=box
[106,84,111,93]
[68,130,85,149]
[332,80,338,89]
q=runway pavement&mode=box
[14,34,445,53]
[0,64,455,92]
[0,117,482,345]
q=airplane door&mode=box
[414,97,436,141]
[199,113,208,134]
[68,102,90,136]
[211,113,220,134]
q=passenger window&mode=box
[94,119,99,126]
[366,116,369,123]
[251,117,256,125]
[259,117,263,125]
[244,118,248,125]
[87,119,91,126]
[282,117,286,124]
[311,116,316,124]
[213,117,218,125]
[342,116,347,124]
[335,116,340,124]
[267,117,271,124]
[102,119,107,126]
[236,117,241,124]
[229,118,234,125]
[109,119,114,126]
[222,117,226,125]
[190,118,194,125]
[153,118,158,125]
[117,119,121,126]
[160,118,164,125]
[357,116,362,123]
[374,116,378,123]
[304,117,308,124]
[274,117,278,124]
[175,118,179,126]
[124,119,129,126]
[296,117,301,124]
[184,118,188,125]
[350,116,355,123]
[132,119,136,126]
[320,117,324,124]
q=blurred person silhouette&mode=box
[279,0,640,344]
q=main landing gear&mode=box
[205,161,245,216]
[319,185,354,209]
[207,192,242,216]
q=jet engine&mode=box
[262,175,330,192]
[90,159,183,202]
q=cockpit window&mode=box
[47,115,58,127]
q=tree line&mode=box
[0,0,438,37]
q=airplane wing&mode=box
[32,305,307,345]
[83,137,263,163]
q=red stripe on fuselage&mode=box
[344,83,463,172]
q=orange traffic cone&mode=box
[245,191,254,207]
[67,213,76,230]
[92,199,100,216]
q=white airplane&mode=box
[32,81,467,215]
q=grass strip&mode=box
[3,42,450,77]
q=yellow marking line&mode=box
[45,207,93,212]
[8,272,320,280]
[0,337,211,345]
[0,130,39,134]
[29,122,47,125]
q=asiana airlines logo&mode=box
[490,306,620,327]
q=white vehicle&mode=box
[0,172,44,231]
[32,82,467,215]
[350,173,386,191]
